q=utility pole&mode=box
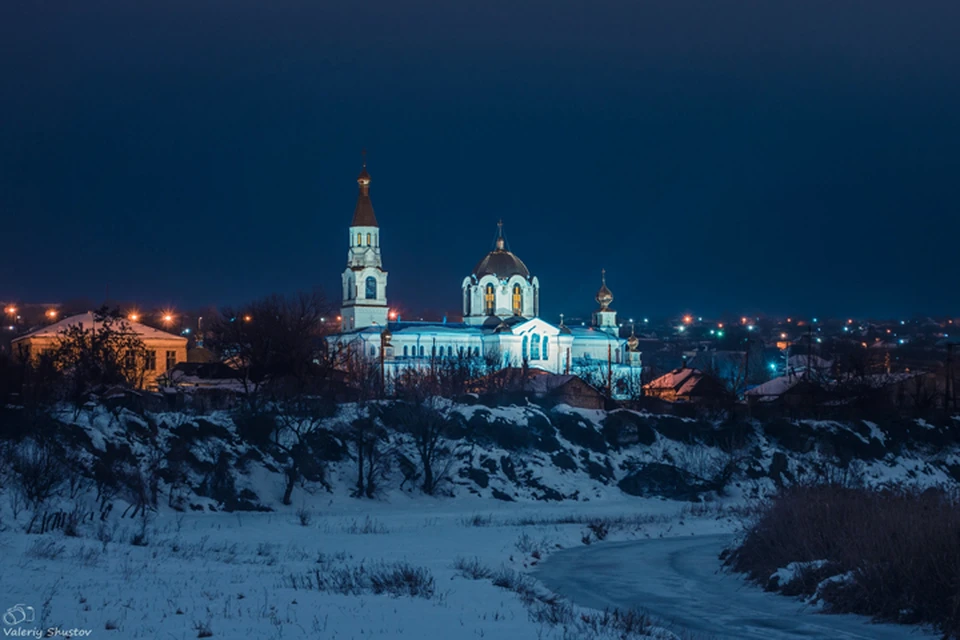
[947,343,955,412]
[607,343,613,397]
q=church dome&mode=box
[596,269,613,310]
[472,249,530,279]
[472,221,530,279]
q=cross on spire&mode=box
[361,148,367,168]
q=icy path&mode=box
[534,534,935,640]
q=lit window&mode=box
[365,276,377,299]
[512,284,523,316]
[145,351,157,371]
[366,233,372,246]
[356,232,362,246]
[484,284,495,315]
[165,350,177,371]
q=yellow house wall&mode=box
[12,335,188,390]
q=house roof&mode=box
[644,367,723,397]
[13,312,187,344]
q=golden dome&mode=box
[596,269,613,310]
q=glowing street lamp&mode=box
[128,312,140,322]
[45,309,57,320]
[162,313,174,325]
[243,315,252,323]
[4,306,15,316]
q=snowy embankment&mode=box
[1,401,959,638]
[1,494,730,639]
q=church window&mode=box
[370,346,376,357]
[522,336,528,361]
[365,276,377,299]
[366,233,372,246]
[512,284,523,316]
[356,232,362,246]
[403,345,408,357]
[484,284,495,315]
[474,347,480,356]
[530,333,540,360]
[542,336,549,360]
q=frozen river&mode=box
[534,533,933,640]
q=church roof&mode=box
[351,164,378,227]
[472,249,530,279]
[472,221,530,279]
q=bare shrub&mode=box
[459,513,494,527]
[296,506,312,527]
[193,620,213,638]
[725,484,960,637]
[10,440,64,511]
[284,561,436,600]
[452,556,493,580]
[25,538,66,560]
[343,516,388,534]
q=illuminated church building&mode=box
[333,161,639,380]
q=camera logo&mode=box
[3,604,35,626]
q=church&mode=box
[331,160,641,385]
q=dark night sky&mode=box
[1,1,958,320]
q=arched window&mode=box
[521,336,529,361]
[366,233,372,246]
[365,276,377,299]
[403,345,409,357]
[474,347,480,356]
[419,345,424,357]
[512,284,523,316]
[530,333,540,360]
[484,284,495,315]
[370,345,376,357]
[542,336,549,360]
[356,232,362,246]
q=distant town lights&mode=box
[46,309,57,319]
[4,306,15,315]
[768,363,777,371]
[128,313,140,321]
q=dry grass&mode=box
[725,484,960,637]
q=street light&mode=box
[46,309,57,320]
[128,312,140,322]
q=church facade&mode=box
[331,161,641,388]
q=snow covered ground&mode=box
[0,493,729,640]
[536,534,936,640]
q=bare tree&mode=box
[390,374,455,495]
[52,307,149,405]
[205,290,336,406]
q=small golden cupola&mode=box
[592,269,618,335]
[596,269,614,310]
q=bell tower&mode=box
[341,154,389,331]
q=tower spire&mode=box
[352,151,377,226]
[495,219,505,251]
